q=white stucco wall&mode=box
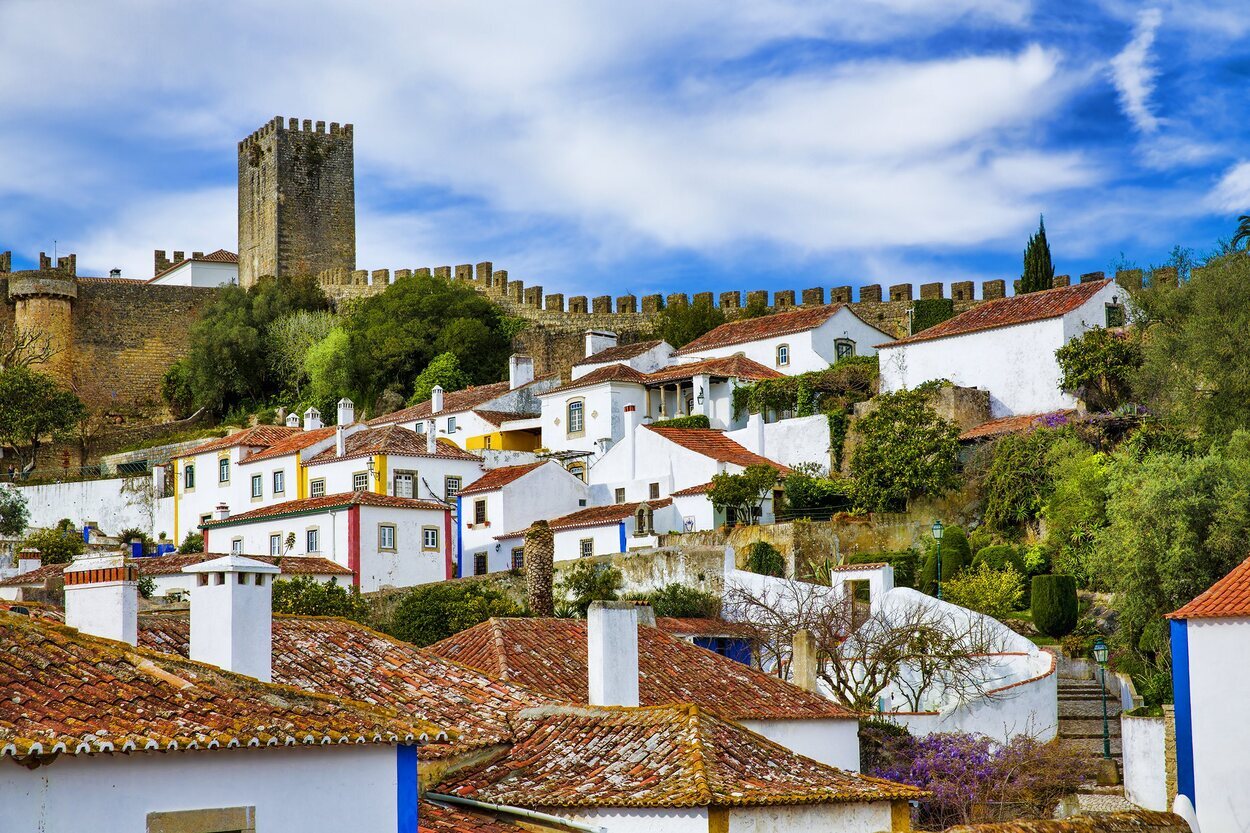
[207,509,349,564]
[17,476,157,538]
[1185,617,1250,833]
[0,744,402,833]
[573,342,675,380]
[150,260,238,287]
[558,806,709,833]
[1122,714,1168,811]
[540,383,645,455]
[358,504,448,589]
[676,308,890,375]
[728,801,894,833]
[740,718,860,772]
[726,414,831,470]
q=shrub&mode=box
[971,544,1026,574]
[0,487,29,538]
[943,564,1025,620]
[858,718,912,775]
[272,576,370,621]
[1032,574,1079,637]
[137,575,156,599]
[650,414,710,430]
[745,541,785,577]
[850,388,960,512]
[918,525,970,596]
[387,581,523,646]
[624,583,722,618]
[555,560,623,618]
[980,428,1070,536]
[781,463,851,516]
[846,550,918,589]
[1056,325,1143,412]
[118,527,155,556]
[178,531,204,554]
[708,464,780,525]
[22,525,85,565]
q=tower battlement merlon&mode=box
[0,251,10,274]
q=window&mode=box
[394,471,415,498]
[474,552,488,575]
[445,476,462,500]
[447,416,457,433]
[416,421,426,434]
[483,435,493,449]
[614,487,626,504]
[183,464,195,490]
[379,524,396,551]
[353,471,369,492]
[218,457,230,483]
[474,498,487,525]
[306,528,320,554]
[635,505,655,536]
[568,462,586,482]
[579,538,594,558]
[1106,303,1126,328]
[511,547,525,570]
[422,527,440,550]
[231,538,243,555]
[567,399,585,436]
[251,474,263,498]
[649,482,660,500]
[200,513,212,527]
[310,478,326,497]
[776,343,790,367]
[269,533,282,556]
[273,470,285,494]
[835,338,856,361]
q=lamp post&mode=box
[931,520,944,600]
[1093,638,1111,759]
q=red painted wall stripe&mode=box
[348,505,361,588]
[444,508,453,580]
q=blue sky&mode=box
[2,1,1249,297]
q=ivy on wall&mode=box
[910,298,955,335]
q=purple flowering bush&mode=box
[865,729,1096,829]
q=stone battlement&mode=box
[238,116,353,150]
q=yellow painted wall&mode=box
[465,431,540,452]
[373,454,388,494]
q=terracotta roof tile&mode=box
[671,481,714,497]
[1170,554,1250,619]
[0,552,352,585]
[419,800,528,833]
[138,614,551,759]
[496,499,672,538]
[645,426,791,473]
[675,304,858,356]
[655,617,754,638]
[574,340,664,367]
[545,363,650,394]
[305,424,480,465]
[242,425,338,463]
[171,425,304,460]
[201,491,447,528]
[367,377,556,426]
[472,410,540,428]
[454,462,548,496]
[882,280,1113,347]
[0,562,66,588]
[0,611,445,761]
[943,812,1191,833]
[147,249,238,282]
[427,618,854,721]
[958,411,1077,442]
[436,704,919,807]
[646,355,784,384]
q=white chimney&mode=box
[431,385,444,414]
[17,547,41,574]
[426,425,438,454]
[585,330,618,359]
[747,411,765,456]
[587,600,640,707]
[336,425,346,457]
[509,355,535,390]
[183,554,281,682]
[303,407,322,431]
[337,397,355,426]
[622,404,639,480]
[214,502,230,521]
[64,551,138,645]
[285,412,300,428]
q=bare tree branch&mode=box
[0,324,61,372]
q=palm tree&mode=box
[1232,215,1250,250]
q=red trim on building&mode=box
[202,529,209,552]
[444,508,454,580]
[64,566,138,586]
[347,505,361,588]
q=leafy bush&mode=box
[118,527,155,556]
[845,550,918,589]
[780,463,850,516]
[178,531,204,554]
[21,525,85,565]
[745,541,785,578]
[409,352,471,406]
[911,298,954,333]
[555,560,624,618]
[651,296,725,348]
[624,583,722,618]
[972,544,1026,574]
[272,575,370,621]
[1056,326,1143,412]
[858,718,912,775]
[731,363,877,421]
[650,414,711,430]
[707,464,780,525]
[850,388,960,512]
[918,525,970,596]
[161,361,196,418]
[137,575,156,599]
[980,428,1072,536]
[943,564,1025,620]
[1032,574,1079,637]
[386,581,524,646]
[0,487,29,538]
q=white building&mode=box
[492,499,681,563]
[672,303,894,374]
[877,279,1126,418]
[456,461,590,576]
[571,332,675,380]
[200,492,453,591]
[147,249,239,287]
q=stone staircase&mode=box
[1057,667,1137,813]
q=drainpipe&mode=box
[425,793,606,833]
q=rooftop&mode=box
[418,799,528,833]
[1169,554,1250,620]
[496,498,673,539]
[437,704,920,808]
[171,425,304,460]
[943,812,1191,833]
[304,424,480,465]
[454,461,549,496]
[574,340,665,367]
[646,426,791,473]
[674,304,856,355]
[427,617,853,721]
[472,409,541,428]
[958,411,1077,442]
[242,425,338,463]
[368,375,556,427]
[546,354,782,396]
[148,249,238,282]
[201,491,448,528]
[0,551,352,587]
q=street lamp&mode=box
[931,520,944,600]
[1093,638,1111,759]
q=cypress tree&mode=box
[1020,215,1056,294]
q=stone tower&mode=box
[5,252,77,385]
[237,117,356,288]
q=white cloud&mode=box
[1209,162,1250,212]
[1110,8,1164,133]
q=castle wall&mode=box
[15,295,74,381]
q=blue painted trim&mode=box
[618,521,627,554]
[455,496,464,578]
[396,744,418,832]
[1171,618,1196,806]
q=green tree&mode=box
[272,576,370,621]
[1041,443,1109,588]
[1020,215,1055,294]
[0,367,88,470]
[745,541,785,577]
[781,463,850,516]
[387,581,523,646]
[944,564,1024,620]
[0,487,29,538]
[849,388,960,512]
[707,464,782,525]
[980,428,1073,536]
[178,531,204,554]
[409,352,472,406]
[1055,327,1143,412]
[555,560,623,618]
[22,525,85,564]
[344,273,511,406]
[1032,575,1078,638]
[652,297,725,348]
[919,525,971,595]
[304,327,354,411]
[624,583,722,618]
[1232,215,1250,250]
[266,309,337,397]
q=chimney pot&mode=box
[303,407,322,431]
[430,386,444,414]
[336,425,346,457]
[791,629,819,693]
[426,424,438,454]
[64,552,138,645]
[214,502,230,521]
[336,398,355,426]
[584,330,619,359]
[587,601,640,707]
[17,548,41,574]
[509,355,535,390]
[183,555,280,681]
[285,412,300,427]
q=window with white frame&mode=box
[310,478,326,497]
[218,457,230,483]
[445,476,462,500]
[231,538,243,555]
[306,528,320,554]
[579,538,594,558]
[251,474,263,498]
[422,526,440,550]
[379,524,396,551]
[184,464,195,490]
[269,534,282,556]
[776,344,790,367]
[567,399,585,435]
[614,487,626,504]
[353,471,369,492]
[394,471,415,498]
[835,338,856,361]
[447,416,457,433]
[273,470,285,494]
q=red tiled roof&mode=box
[171,425,304,460]
[147,249,238,282]
[427,618,854,721]
[454,462,548,496]
[138,614,552,759]
[943,812,1191,833]
[419,800,528,833]
[574,340,664,367]
[882,280,1114,347]
[437,704,919,807]
[368,377,555,427]
[958,411,1077,442]
[472,410,540,428]
[647,354,784,384]
[1169,554,1250,620]
[305,424,480,465]
[675,304,855,356]
[0,611,444,761]
[655,617,754,638]
[544,363,649,395]
[646,426,791,473]
[201,491,447,528]
[0,562,65,588]
[671,481,714,497]
[0,553,352,586]
[496,499,672,539]
[243,425,338,463]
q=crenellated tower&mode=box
[237,116,356,288]
[5,251,78,386]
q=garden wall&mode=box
[1122,713,1168,810]
[15,475,158,539]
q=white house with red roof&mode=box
[571,331,675,380]
[673,303,894,374]
[146,248,239,287]
[877,279,1126,418]
[491,499,681,563]
[456,461,590,576]
[200,492,453,591]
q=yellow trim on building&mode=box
[298,458,309,500]
[172,459,180,544]
[464,431,540,452]
[373,454,388,495]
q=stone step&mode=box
[1060,693,1114,702]
[1059,735,1123,756]
[1061,718,1122,737]
[1058,684,1111,693]
[1061,701,1121,718]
